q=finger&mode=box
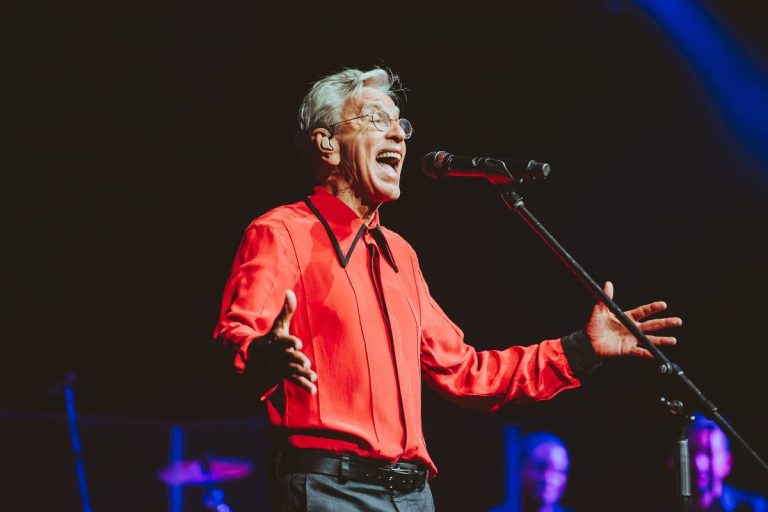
[289,374,317,394]
[273,289,297,333]
[284,346,312,368]
[592,281,613,313]
[274,334,303,352]
[639,317,683,332]
[628,346,654,359]
[645,335,677,346]
[603,281,614,300]
[288,363,317,382]
[627,301,668,321]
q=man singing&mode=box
[214,67,682,511]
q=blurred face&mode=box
[689,427,732,506]
[332,87,407,208]
[521,442,569,507]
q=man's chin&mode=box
[373,185,401,203]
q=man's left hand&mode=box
[586,281,682,359]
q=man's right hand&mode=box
[247,289,317,394]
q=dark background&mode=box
[5,2,768,510]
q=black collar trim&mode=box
[304,197,366,268]
[303,197,398,272]
[369,225,399,273]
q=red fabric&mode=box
[214,186,582,477]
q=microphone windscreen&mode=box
[421,151,450,179]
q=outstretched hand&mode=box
[250,289,317,394]
[586,281,682,359]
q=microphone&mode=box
[421,151,551,184]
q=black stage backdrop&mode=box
[5,3,768,511]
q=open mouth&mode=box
[375,151,402,172]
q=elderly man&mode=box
[214,67,682,511]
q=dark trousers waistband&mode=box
[273,448,427,492]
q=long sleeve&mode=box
[213,221,298,377]
[414,259,582,413]
[211,191,593,475]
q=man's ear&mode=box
[310,128,339,165]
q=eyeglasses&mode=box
[326,111,414,140]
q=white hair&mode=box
[296,67,402,153]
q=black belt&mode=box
[274,449,428,492]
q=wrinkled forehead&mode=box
[344,87,400,116]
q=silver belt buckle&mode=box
[386,463,418,491]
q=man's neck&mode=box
[321,182,380,225]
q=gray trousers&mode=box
[268,471,436,512]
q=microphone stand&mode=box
[493,182,768,506]
[661,398,694,512]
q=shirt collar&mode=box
[304,186,397,271]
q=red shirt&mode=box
[214,187,586,477]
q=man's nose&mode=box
[387,120,406,142]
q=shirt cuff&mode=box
[560,330,602,379]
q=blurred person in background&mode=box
[490,430,574,512]
[686,414,767,512]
